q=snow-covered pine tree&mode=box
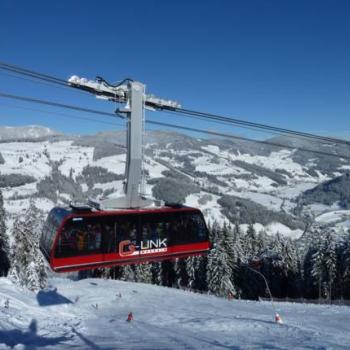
[209,221,221,244]
[186,255,208,292]
[186,256,196,290]
[160,260,176,287]
[283,237,301,297]
[324,230,337,300]
[282,238,299,276]
[256,230,268,258]
[107,266,124,280]
[300,224,323,298]
[175,258,189,289]
[311,235,326,300]
[232,223,244,264]
[342,232,350,298]
[151,262,161,285]
[206,227,235,298]
[269,233,284,270]
[8,212,32,288]
[120,264,136,282]
[230,223,245,297]
[221,224,236,277]
[245,223,258,259]
[0,190,10,276]
[134,263,152,283]
[269,234,300,298]
[7,216,24,286]
[8,200,47,291]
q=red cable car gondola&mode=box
[40,204,210,273]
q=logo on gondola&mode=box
[119,239,168,256]
[119,240,137,256]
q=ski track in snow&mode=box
[0,277,349,349]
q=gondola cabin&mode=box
[40,205,210,272]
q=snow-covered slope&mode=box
[0,277,349,349]
[1,127,350,238]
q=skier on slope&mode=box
[127,312,133,322]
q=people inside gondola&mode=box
[59,228,77,255]
[87,224,102,250]
[118,222,129,242]
[150,223,158,241]
[68,231,78,250]
[103,223,115,253]
[76,230,85,251]
[95,226,102,249]
[141,224,150,240]
[129,226,137,242]
[87,226,95,250]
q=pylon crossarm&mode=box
[68,75,181,110]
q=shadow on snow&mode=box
[0,319,70,349]
[36,288,72,307]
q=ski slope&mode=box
[0,278,349,349]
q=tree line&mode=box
[0,191,47,291]
[90,222,350,301]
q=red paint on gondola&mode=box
[52,241,210,272]
[40,206,211,272]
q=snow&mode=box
[56,146,93,178]
[0,125,58,140]
[185,192,229,226]
[241,192,283,211]
[202,147,306,178]
[93,154,126,175]
[315,210,350,238]
[252,176,276,191]
[265,223,303,239]
[204,145,220,153]
[2,183,37,200]
[273,182,317,199]
[304,202,342,216]
[144,157,168,178]
[315,210,350,224]
[185,191,303,238]
[240,223,266,234]
[1,135,346,241]
[0,277,349,349]
[240,223,303,239]
[94,180,125,199]
[4,198,53,217]
[0,142,52,180]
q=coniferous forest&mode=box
[1,189,350,301]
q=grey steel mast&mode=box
[68,75,180,209]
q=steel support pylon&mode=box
[100,81,152,209]
[68,74,180,210]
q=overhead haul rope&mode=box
[1,61,350,147]
[0,91,349,161]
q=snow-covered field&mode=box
[2,126,350,239]
[0,277,349,349]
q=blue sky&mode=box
[0,0,350,139]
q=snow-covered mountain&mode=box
[1,126,350,238]
[0,125,60,141]
[0,277,349,349]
